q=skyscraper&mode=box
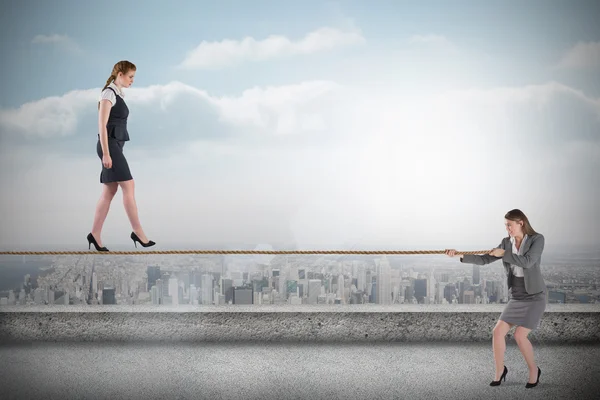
[308,279,321,305]
[102,286,116,305]
[377,257,392,305]
[473,265,480,285]
[169,276,179,306]
[147,266,161,291]
[233,288,253,304]
[202,274,213,305]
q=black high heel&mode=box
[130,231,155,248]
[525,367,541,388]
[87,233,108,252]
[490,365,508,386]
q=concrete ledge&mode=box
[1,304,599,343]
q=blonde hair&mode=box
[505,209,538,236]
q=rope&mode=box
[0,249,489,256]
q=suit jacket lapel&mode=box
[520,235,533,254]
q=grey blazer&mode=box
[461,233,546,294]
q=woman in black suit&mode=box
[87,60,155,251]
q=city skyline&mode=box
[2,244,598,307]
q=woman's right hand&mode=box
[102,154,112,169]
[444,249,458,257]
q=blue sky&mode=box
[0,0,599,249]
[2,0,599,106]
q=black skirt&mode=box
[96,138,133,183]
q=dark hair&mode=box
[505,209,538,236]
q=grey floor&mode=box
[1,342,599,400]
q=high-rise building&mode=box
[377,257,392,305]
[102,286,116,305]
[189,284,198,305]
[308,279,321,304]
[473,265,480,285]
[414,279,427,304]
[429,269,436,304]
[151,286,160,305]
[233,288,253,304]
[202,274,213,305]
[463,290,475,304]
[155,279,163,304]
[357,268,366,292]
[169,276,179,306]
[222,278,233,303]
[337,274,345,303]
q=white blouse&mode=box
[510,235,528,277]
[98,82,125,107]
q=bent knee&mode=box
[492,327,506,337]
[493,322,511,337]
[514,331,530,342]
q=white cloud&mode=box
[438,81,597,105]
[178,27,365,69]
[0,80,340,140]
[31,34,81,52]
[426,81,600,148]
[556,41,600,69]
[0,89,97,138]
[210,81,339,134]
[1,80,599,249]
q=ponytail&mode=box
[102,74,115,91]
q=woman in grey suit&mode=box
[445,209,545,389]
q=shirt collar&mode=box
[510,234,528,244]
[108,82,124,97]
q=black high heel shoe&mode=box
[87,233,108,252]
[130,231,155,248]
[490,365,508,386]
[525,367,541,388]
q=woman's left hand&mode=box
[489,248,505,257]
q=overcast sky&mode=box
[0,0,599,251]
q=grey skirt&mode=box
[499,276,546,330]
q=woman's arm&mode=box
[502,234,544,269]
[98,99,111,156]
[460,240,505,265]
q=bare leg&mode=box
[514,326,538,383]
[118,179,149,243]
[492,320,513,380]
[91,182,119,247]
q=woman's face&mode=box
[505,219,523,237]
[117,70,135,88]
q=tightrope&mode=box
[0,249,489,256]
